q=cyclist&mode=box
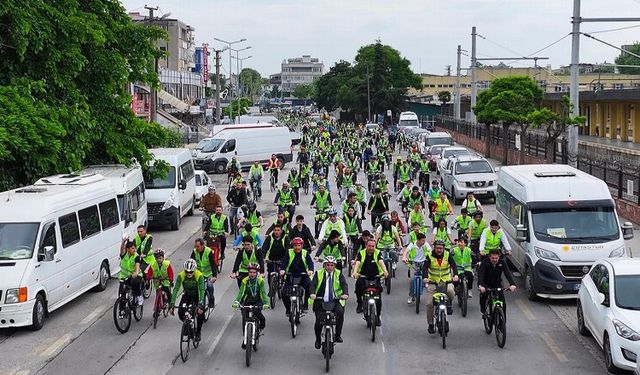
[312,171,330,193]
[367,188,389,228]
[232,262,269,348]
[266,211,293,237]
[397,159,413,191]
[227,157,242,176]
[408,202,427,229]
[396,180,414,213]
[266,154,282,184]
[290,215,316,251]
[418,154,431,192]
[408,221,428,245]
[119,240,143,306]
[467,211,488,258]
[279,237,314,316]
[200,185,223,213]
[374,215,403,263]
[339,167,356,200]
[233,223,264,249]
[343,206,362,249]
[297,145,310,166]
[453,208,472,240]
[452,237,474,298]
[430,191,453,227]
[390,210,407,236]
[340,192,361,217]
[461,192,483,215]
[274,181,296,218]
[145,248,174,306]
[319,208,348,244]
[350,180,368,220]
[208,205,229,260]
[366,155,381,191]
[238,201,264,231]
[402,232,431,304]
[311,184,332,233]
[353,239,389,324]
[227,181,249,233]
[231,235,265,287]
[392,156,403,192]
[132,225,153,272]
[249,161,264,198]
[263,225,290,286]
[315,230,346,270]
[426,180,442,214]
[406,186,424,214]
[191,238,218,308]
[169,259,205,342]
[423,240,459,334]
[478,249,516,317]
[479,219,512,258]
[309,256,349,348]
[287,168,301,205]
[432,218,454,251]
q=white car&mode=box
[577,258,640,373]
[440,155,497,205]
[194,170,212,206]
[437,146,472,175]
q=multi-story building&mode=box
[278,55,323,92]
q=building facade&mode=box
[279,55,323,92]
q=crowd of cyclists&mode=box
[115,113,518,361]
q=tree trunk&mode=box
[545,140,555,163]
[485,123,491,158]
[519,126,527,165]
[502,123,509,165]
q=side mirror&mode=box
[494,167,501,172]
[179,179,187,190]
[516,224,528,242]
[598,292,609,307]
[39,246,55,262]
[622,221,634,240]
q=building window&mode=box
[554,85,565,92]
[613,83,624,90]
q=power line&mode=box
[476,33,524,57]
[584,24,640,34]
[525,33,571,57]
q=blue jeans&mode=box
[205,279,215,307]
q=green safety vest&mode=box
[465,199,479,214]
[377,227,396,248]
[278,189,293,205]
[344,215,359,236]
[320,243,343,261]
[119,252,140,280]
[194,247,214,278]
[435,227,452,248]
[419,160,430,173]
[324,220,345,238]
[288,173,300,188]
[429,188,440,201]
[393,162,402,173]
[247,211,260,228]
[239,250,258,273]
[236,275,268,305]
[301,165,311,177]
[150,259,172,286]
[314,191,330,212]
[342,174,354,188]
[452,246,473,272]
[241,228,260,247]
[427,252,452,283]
[409,228,428,244]
[456,215,472,231]
[250,165,263,178]
[410,153,420,162]
[469,219,487,240]
[434,199,450,216]
[134,234,154,264]
[172,269,204,304]
[346,158,358,170]
[399,165,411,181]
[401,188,411,201]
[354,188,365,202]
[209,214,227,235]
[356,249,384,276]
[285,249,309,272]
[367,161,379,173]
[311,269,345,307]
[409,210,425,227]
[483,228,504,253]
[408,194,422,208]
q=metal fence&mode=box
[436,115,640,206]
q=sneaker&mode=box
[467,290,473,298]
[392,262,397,270]
[376,317,381,327]
[356,305,363,314]
[428,324,435,334]
[335,336,343,343]
[447,306,453,315]
[315,339,321,349]
[195,332,201,342]
[407,297,415,304]
[241,342,246,349]
[137,296,144,306]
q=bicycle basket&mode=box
[319,311,337,325]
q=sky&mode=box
[121,0,640,77]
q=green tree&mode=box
[223,98,251,119]
[474,76,544,164]
[270,85,281,99]
[529,96,586,163]
[438,91,451,114]
[314,60,352,110]
[239,68,262,102]
[0,0,179,190]
[293,83,315,107]
[615,42,640,74]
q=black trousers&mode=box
[178,295,204,334]
[480,289,506,315]
[313,301,344,341]
[355,277,383,316]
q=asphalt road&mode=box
[2,146,637,375]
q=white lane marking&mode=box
[540,332,568,362]
[515,299,536,321]
[381,340,386,353]
[80,306,103,325]
[39,334,72,357]
[207,314,234,356]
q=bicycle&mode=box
[380,246,397,294]
[431,282,450,349]
[229,206,240,237]
[483,288,507,348]
[319,300,338,373]
[142,276,152,299]
[455,271,469,318]
[239,305,263,367]
[250,178,261,202]
[113,280,144,333]
[179,303,201,363]
[410,262,424,315]
[284,273,307,338]
[152,278,170,329]
[269,170,277,192]
[206,235,224,274]
[313,209,328,239]
[203,278,215,322]
[266,260,284,309]
[301,174,310,195]
[360,278,381,342]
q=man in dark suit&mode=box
[309,256,349,349]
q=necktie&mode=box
[328,273,334,301]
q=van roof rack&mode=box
[15,187,47,193]
[534,171,576,178]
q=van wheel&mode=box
[214,162,226,174]
[524,267,539,301]
[171,215,180,231]
[30,294,46,331]
[277,156,285,167]
[451,187,460,205]
[187,200,195,216]
[93,261,110,292]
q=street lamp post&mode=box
[213,37,247,121]
[230,46,251,120]
[232,55,253,101]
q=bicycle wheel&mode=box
[153,297,160,329]
[269,275,277,309]
[217,258,224,274]
[385,262,392,294]
[180,321,191,363]
[369,304,377,342]
[113,298,131,334]
[192,320,200,349]
[133,301,144,322]
[494,306,506,348]
[204,293,212,322]
[483,307,494,334]
[245,323,253,367]
[414,280,421,315]
[461,281,468,318]
[439,309,447,349]
[324,329,331,373]
[143,279,152,299]
[290,303,297,338]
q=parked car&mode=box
[441,155,497,205]
[407,128,430,144]
[577,258,640,373]
[437,146,472,175]
[419,131,454,154]
[194,170,212,206]
[365,123,380,133]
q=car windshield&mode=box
[455,160,492,174]
[144,166,176,189]
[430,146,445,156]
[0,223,39,260]
[426,137,453,146]
[531,206,619,243]
[399,119,419,127]
[615,275,640,310]
[199,139,224,153]
[443,149,470,159]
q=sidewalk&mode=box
[578,134,640,156]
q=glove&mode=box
[262,304,270,310]
[232,301,240,309]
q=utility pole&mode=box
[455,45,462,119]
[567,0,640,167]
[214,38,247,122]
[145,5,159,122]
[214,49,223,125]
[470,26,477,122]
[366,64,371,122]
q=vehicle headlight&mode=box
[534,246,561,261]
[5,287,27,304]
[161,192,176,211]
[609,246,626,258]
[613,319,640,341]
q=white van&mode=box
[0,174,123,330]
[496,164,633,300]
[79,164,148,240]
[146,148,196,230]
[193,126,293,174]
[398,111,420,129]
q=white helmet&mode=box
[183,259,197,272]
[323,256,337,265]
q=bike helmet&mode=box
[153,248,165,257]
[327,207,338,216]
[323,256,337,265]
[381,214,391,223]
[184,259,197,272]
[247,262,260,272]
[291,237,304,246]
[433,240,445,247]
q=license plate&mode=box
[573,283,581,291]
[148,215,154,221]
